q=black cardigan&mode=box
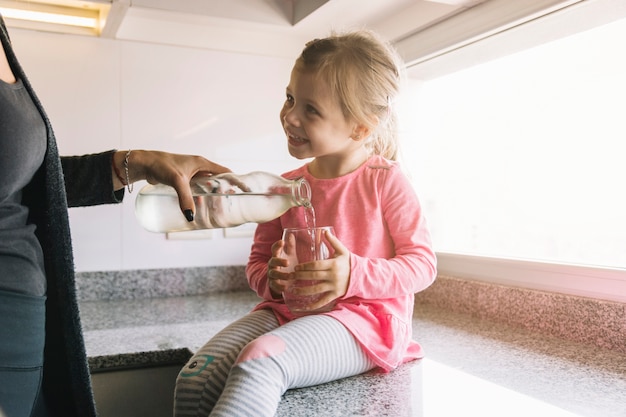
[2,17,124,417]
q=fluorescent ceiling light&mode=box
[0,0,108,35]
[0,7,97,28]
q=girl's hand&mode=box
[291,230,351,311]
[266,239,291,298]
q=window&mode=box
[397,0,626,302]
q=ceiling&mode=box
[2,0,583,70]
[98,0,484,59]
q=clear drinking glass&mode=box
[281,226,336,315]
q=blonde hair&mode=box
[295,30,404,161]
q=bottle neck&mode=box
[292,177,311,207]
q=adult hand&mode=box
[113,150,231,220]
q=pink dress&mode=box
[246,155,437,371]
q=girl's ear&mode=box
[351,116,378,141]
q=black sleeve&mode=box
[60,150,124,208]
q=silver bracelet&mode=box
[123,150,134,193]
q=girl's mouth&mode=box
[287,131,308,146]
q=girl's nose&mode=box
[283,107,299,127]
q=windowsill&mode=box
[436,252,626,304]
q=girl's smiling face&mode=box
[280,67,362,164]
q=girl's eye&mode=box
[306,105,319,115]
[285,94,294,105]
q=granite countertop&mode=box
[79,291,626,417]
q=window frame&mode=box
[395,0,626,303]
[436,253,626,303]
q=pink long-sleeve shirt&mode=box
[246,155,437,371]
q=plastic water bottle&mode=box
[134,171,311,233]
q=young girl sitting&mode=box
[174,29,437,417]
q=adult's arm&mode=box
[61,150,123,208]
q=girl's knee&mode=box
[178,354,216,379]
[236,334,286,365]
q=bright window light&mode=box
[399,15,626,270]
[423,359,584,417]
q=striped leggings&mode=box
[174,309,376,417]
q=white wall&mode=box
[11,29,301,272]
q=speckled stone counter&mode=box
[79,290,625,416]
[415,275,626,354]
[77,268,626,416]
[76,266,249,302]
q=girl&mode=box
[174,30,437,417]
